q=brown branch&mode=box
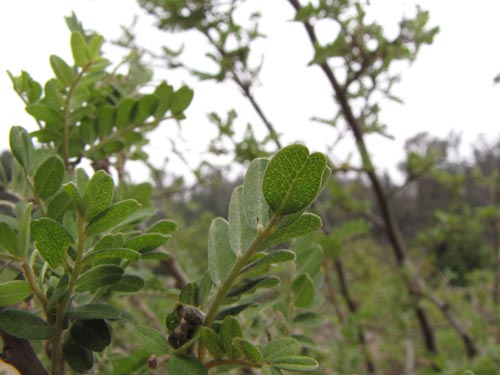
[161,256,189,289]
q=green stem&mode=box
[22,262,48,314]
[199,214,280,362]
[50,215,87,375]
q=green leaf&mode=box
[215,303,254,321]
[243,158,271,229]
[70,31,89,67]
[171,85,194,115]
[50,54,74,86]
[18,202,33,259]
[88,34,104,59]
[83,170,114,220]
[62,182,83,214]
[233,338,263,363]
[220,316,243,359]
[262,365,283,375]
[292,274,314,308]
[70,319,111,352]
[0,222,18,255]
[134,94,159,124]
[261,213,322,249]
[83,248,141,265]
[0,308,55,339]
[76,265,123,291]
[85,199,141,236]
[47,273,70,310]
[263,145,327,214]
[242,250,296,273]
[31,218,73,268]
[147,219,178,235]
[167,355,208,375]
[0,281,32,305]
[9,126,33,170]
[26,103,64,125]
[262,337,300,362]
[200,327,224,359]
[270,356,319,371]
[208,218,236,286]
[296,243,323,277]
[63,338,94,372]
[180,283,199,306]
[97,105,115,137]
[229,186,257,255]
[34,155,65,199]
[125,233,169,252]
[111,275,145,292]
[141,250,170,261]
[67,304,132,320]
[115,97,136,129]
[133,325,168,355]
[227,276,280,298]
[76,168,90,192]
[153,81,174,119]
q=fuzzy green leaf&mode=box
[153,81,174,119]
[171,85,194,115]
[50,54,74,86]
[227,276,280,298]
[0,222,18,255]
[263,145,327,215]
[200,327,225,359]
[63,338,94,372]
[0,281,32,305]
[208,218,236,286]
[115,97,136,129]
[134,325,169,355]
[233,338,263,363]
[18,202,33,259]
[83,248,141,265]
[83,170,114,221]
[26,103,64,125]
[220,316,243,359]
[262,337,300,362]
[88,34,104,59]
[215,303,254,321]
[111,275,145,292]
[229,185,256,255]
[262,366,283,375]
[147,219,178,235]
[34,155,65,199]
[0,308,55,339]
[70,319,111,352]
[67,304,132,320]
[75,265,123,292]
[85,199,141,236]
[125,233,169,253]
[243,158,270,229]
[134,94,159,124]
[9,126,33,170]
[168,355,208,375]
[242,250,296,274]
[270,356,319,371]
[179,283,199,306]
[292,274,315,308]
[70,31,89,67]
[32,217,73,268]
[261,213,322,249]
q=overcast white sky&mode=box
[1,1,499,181]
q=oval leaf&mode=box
[70,31,89,67]
[220,316,243,359]
[260,213,322,250]
[63,339,94,372]
[263,145,327,215]
[229,185,256,255]
[9,126,33,170]
[242,250,296,274]
[50,55,74,86]
[83,248,141,265]
[34,155,65,199]
[0,221,18,255]
[76,265,123,292]
[85,199,141,236]
[171,86,194,115]
[292,274,315,308]
[262,337,300,362]
[270,356,319,371]
[31,217,74,268]
[200,327,225,359]
[208,218,236,286]
[168,355,208,375]
[110,275,145,292]
[0,281,32,305]
[134,325,169,355]
[67,304,132,320]
[243,158,270,229]
[83,170,114,221]
[125,233,169,253]
[233,338,263,363]
[0,308,55,339]
[70,319,111,352]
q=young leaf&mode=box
[63,338,94,372]
[269,356,319,371]
[220,316,243,359]
[0,222,18,255]
[83,170,114,221]
[50,55,74,86]
[70,319,111,352]
[242,250,296,274]
[32,217,73,268]
[76,167,90,192]
[0,281,32,305]
[233,338,263,363]
[208,218,236,286]
[83,248,141,265]
[0,308,55,339]
[262,337,300,362]
[9,126,33,170]
[88,34,104,59]
[243,158,270,228]
[67,304,132,320]
[34,155,65,199]
[229,186,257,255]
[171,85,194,115]
[18,202,33,259]
[70,31,89,67]
[263,145,327,214]
[110,275,145,292]
[200,327,225,359]
[167,355,208,375]
[62,182,83,214]
[260,213,322,249]
[291,274,315,308]
[133,325,169,355]
[147,219,178,235]
[125,233,169,252]
[75,265,123,292]
[85,199,141,236]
